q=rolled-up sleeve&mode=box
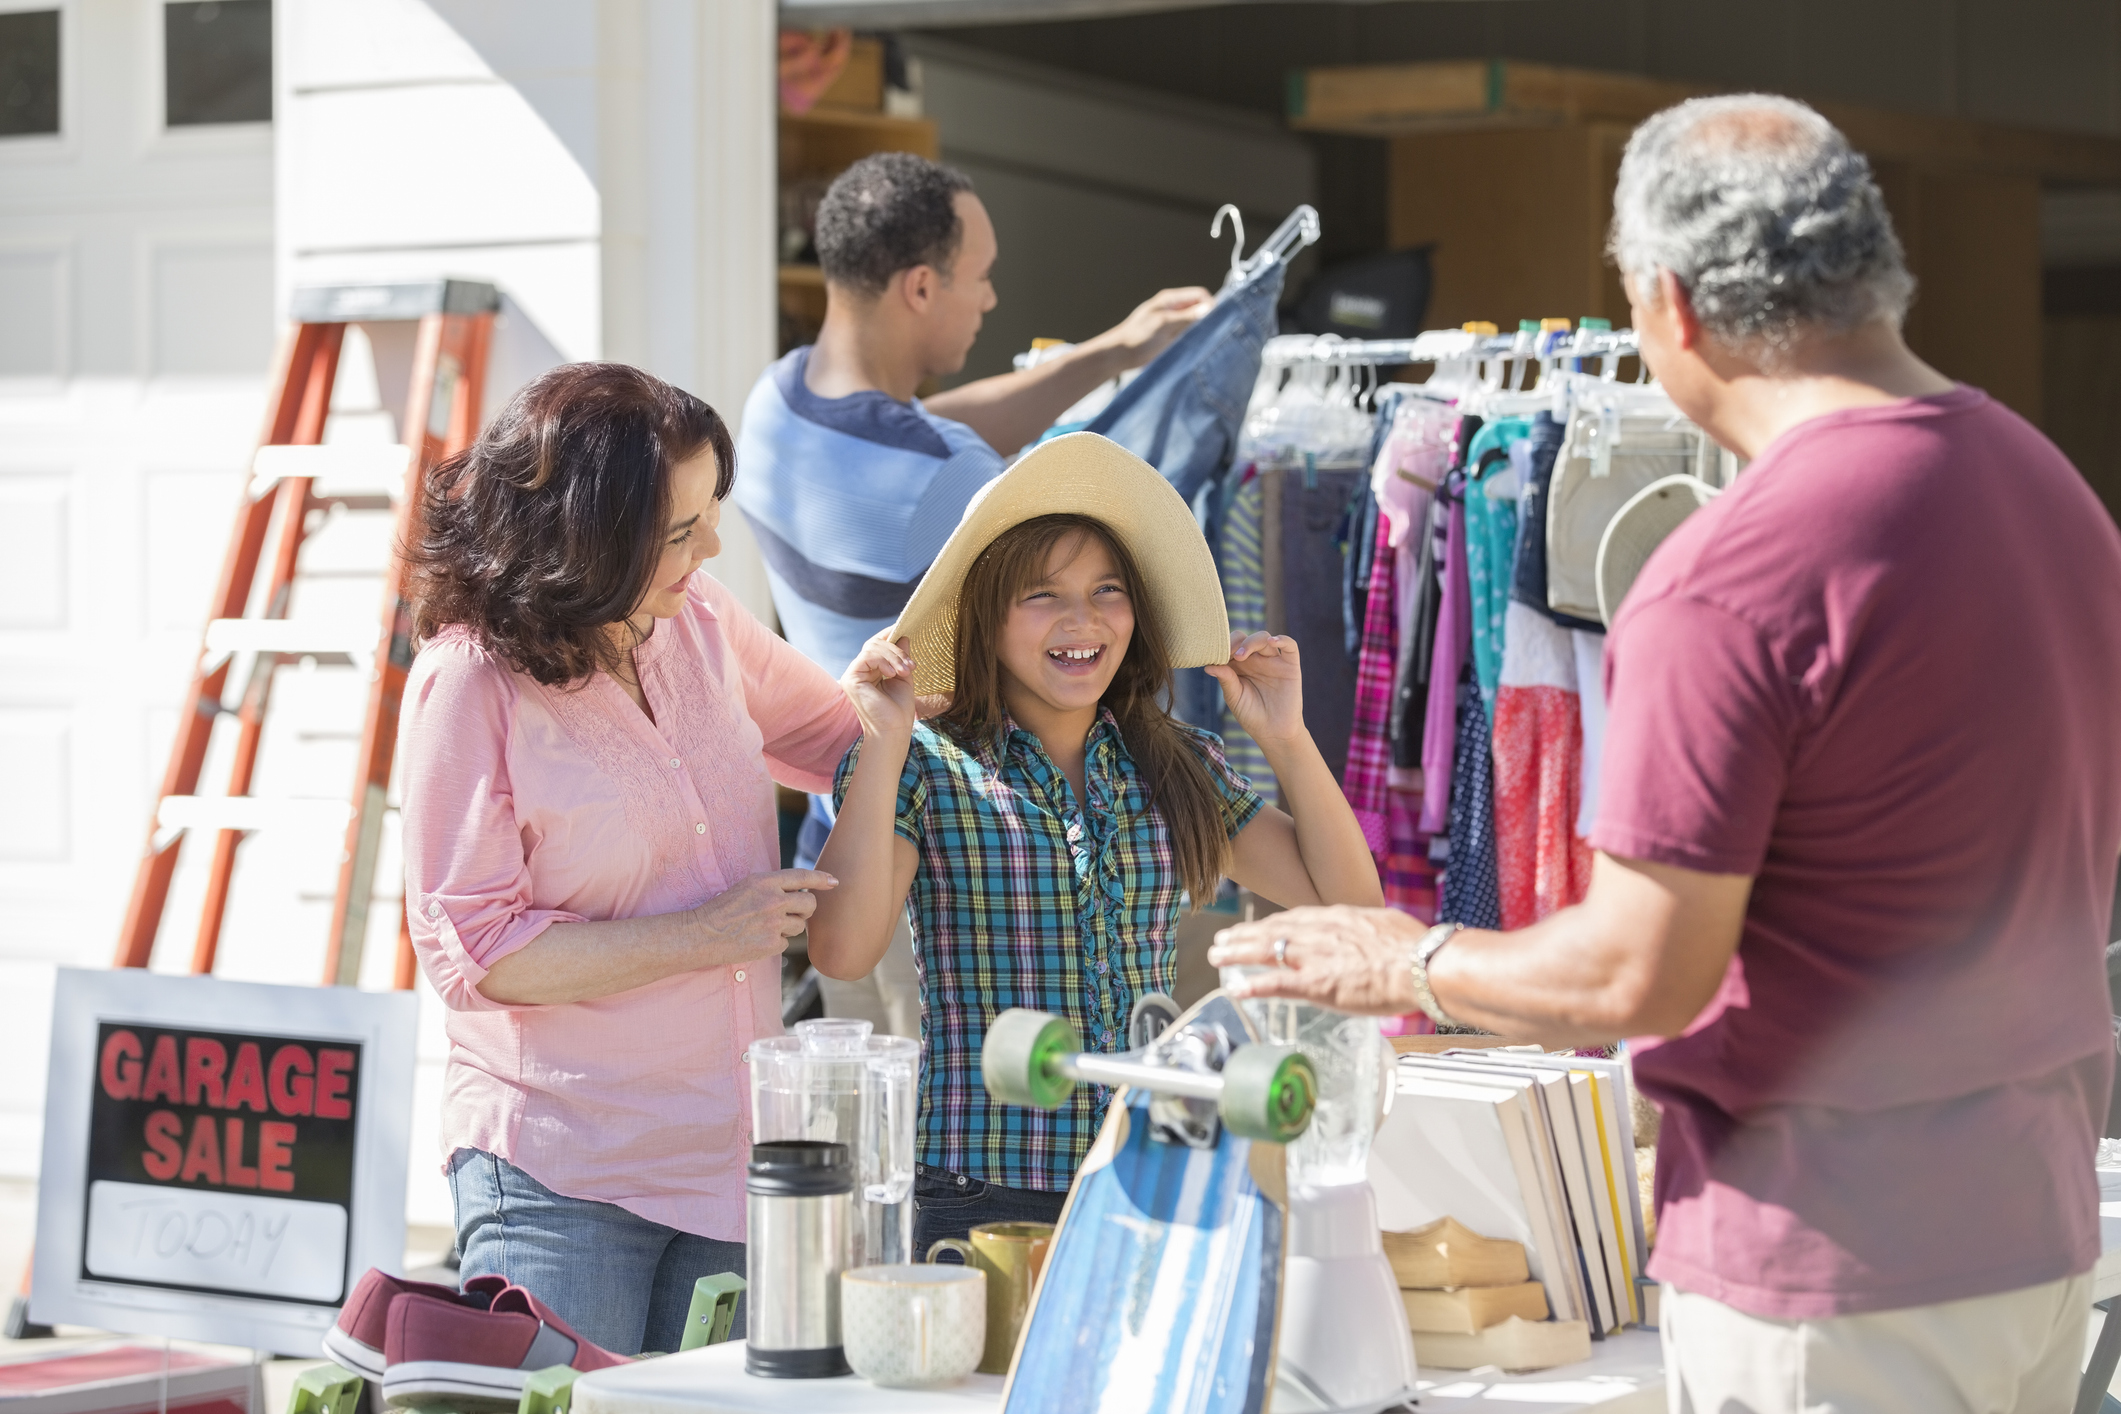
[712,576,861,793]
[400,640,586,1011]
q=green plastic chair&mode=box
[519,1364,581,1414]
[679,1273,747,1353]
[286,1365,363,1414]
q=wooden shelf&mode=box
[777,264,829,346]
[1294,58,2055,424]
[780,107,939,181]
[781,106,934,140]
[1287,58,2121,185]
[775,81,935,353]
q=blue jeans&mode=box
[1281,466,1365,781]
[449,1149,746,1356]
[912,1166,1068,1253]
[1086,260,1286,506]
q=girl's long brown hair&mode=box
[936,514,1229,906]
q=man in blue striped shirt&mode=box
[736,153,1207,1027]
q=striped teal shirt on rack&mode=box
[836,709,1265,1191]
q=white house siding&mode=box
[0,0,276,1178]
[3,0,779,1247]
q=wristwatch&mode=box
[1408,921,1464,1029]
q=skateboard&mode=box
[981,991,1318,1414]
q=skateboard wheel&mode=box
[983,1009,1079,1110]
[1218,1044,1316,1142]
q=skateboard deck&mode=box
[999,993,1288,1414]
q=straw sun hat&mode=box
[890,432,1231,696]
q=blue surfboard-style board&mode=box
[1000,998,1288,1414]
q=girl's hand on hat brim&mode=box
[1206,630,1306,748]
[841,633,919,743]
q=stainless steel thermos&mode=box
[744,1139,853,1378]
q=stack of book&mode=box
[1368,1047,1649,1351]
[1386,1215,1591,1371]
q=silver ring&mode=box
[1272,937,1290,968]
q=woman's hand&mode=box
[477,867,839,1005]
[690,868,838,966]
[841,633,918,743]
[1206,631,1305,746]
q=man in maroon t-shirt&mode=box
[1213,94,2121,1411]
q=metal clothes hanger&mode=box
[1211,202,1322,292]
[1210,205,1247,288]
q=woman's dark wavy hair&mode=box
[405,362,734,686]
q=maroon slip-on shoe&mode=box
[379,1284,627,1409]
[322,1269,506,1380]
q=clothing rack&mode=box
[1261,326,1639,368]
[1216,316,1685,946]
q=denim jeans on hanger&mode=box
[1212,461,1364,779]
[1279,465,1365,780]
[1086,259,1286,505]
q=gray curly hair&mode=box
[1609,94,1914,354]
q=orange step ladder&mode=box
[113,278,499,988]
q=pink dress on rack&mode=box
[1490,601,1593,928]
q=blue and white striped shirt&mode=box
[734,348,1003,677]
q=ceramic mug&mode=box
[840,1263,986,1388]
[927,1221,1054,1375]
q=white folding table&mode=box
[571,1328,1668,1414]
[572,1160,2121,1414]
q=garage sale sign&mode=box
[35,969,417,1354]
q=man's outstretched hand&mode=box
[1099,286,1213,368]
[926,284,1213,458]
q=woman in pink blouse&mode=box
[398,363,858,1355]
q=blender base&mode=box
[1272,1180,1420,1414]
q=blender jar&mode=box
[1219,978,1389,1186]
[749,1019,918,1268]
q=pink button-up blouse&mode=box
[400,571,859,1240]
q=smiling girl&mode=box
[805,434,1381,1247]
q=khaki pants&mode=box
[815,912,921,1039]
[1662,1273,2092,1414]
